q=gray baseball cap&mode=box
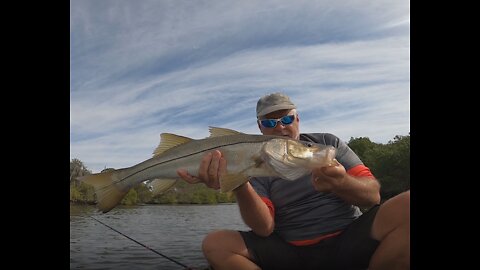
[256,93,297,118]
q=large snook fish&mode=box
[79,127,336,213]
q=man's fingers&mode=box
[211,156,227,190]
[198,152,213,180]
[208,151,221,183]
[219,156,227,178]
[179,150,223,190]
[177,169,200,184]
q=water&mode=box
[70,204,249,269]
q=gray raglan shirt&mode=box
[250,133,370,243]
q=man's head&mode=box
[256,93,300,140]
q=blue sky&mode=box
[70,0,410,173]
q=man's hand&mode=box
[311,159,346,192]
[176,150,226,190]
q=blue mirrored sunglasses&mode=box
[259,114,295,128]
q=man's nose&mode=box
[273,121,286,130]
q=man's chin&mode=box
[279,134,293,139]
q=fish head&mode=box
[285,139,337,168]
[286,140,317,163]
[261,138,337,180]
[263,138,336,166]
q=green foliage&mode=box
[347,137,375,159]
[121,189,138,205]
[70,185,82,202]
[216,191,236,203]
[70,158,91,183]
[192,188,217,204]
[70,181,96,203]
[70,158,95,203]
[134,183,154,203]
[348,134,410,201]
[153,191,178,204]
[152,180,234,204]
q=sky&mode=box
[70,0,410,173]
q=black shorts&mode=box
[239,205,380,270]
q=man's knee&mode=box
[373,190,410,239]
[202,230,224,254]
[397,190,410,205]
[202,230,244,255]
[384,190,410,218]
[393,190,410,221]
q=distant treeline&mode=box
[348,134,410,201]
[70,134,409,205]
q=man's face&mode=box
[258,109,300,140]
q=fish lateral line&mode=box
[118,138,270,183]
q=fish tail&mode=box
[78,170,128,213]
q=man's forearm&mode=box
[331,175,381,207]
[234,182,274,236]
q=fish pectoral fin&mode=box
[208,126,245,137]
[153,133,194,156]
[266,157,309,180]
[147,178,178,196]
[219,173,249,192]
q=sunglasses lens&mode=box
[281,115,294,125]
[261,119,277,128]
[260,115,295,128]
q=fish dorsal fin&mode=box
[153,133,193,156]
[208,126,245,137]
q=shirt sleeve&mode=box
[250,177,275,218]
[260,196,275,218]
[347,164,375,178]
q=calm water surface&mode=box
[70,204,249,269]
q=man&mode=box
[177,93,410,270]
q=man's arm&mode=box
[233,183,274,237]
[311,162,381,207]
